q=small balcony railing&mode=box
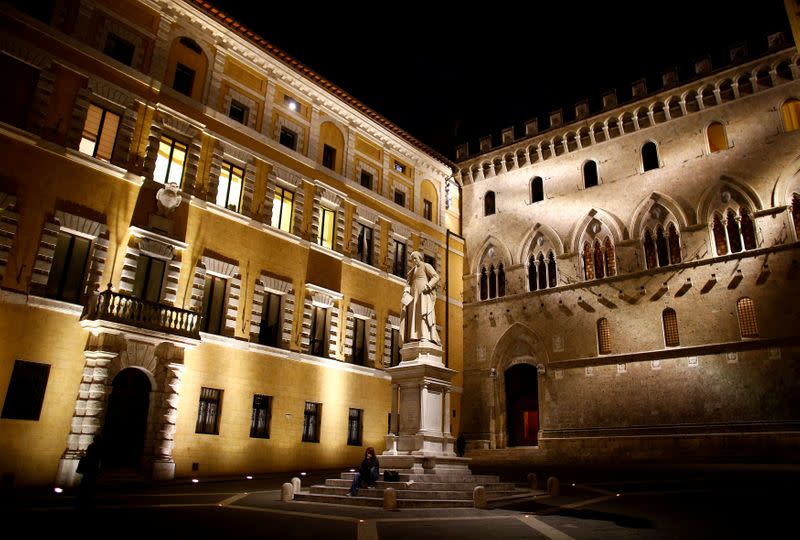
[82,288,200,339]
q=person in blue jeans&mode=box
[347,447,379,496]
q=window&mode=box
[132,255,166,303]
[643,225,680,269]
[322,144,336,170]
[597,318,611,354]
[390,327,401,367]
[216,162,244,212]
[45,231,91,303]
[583,239,616,280]
[228,100,248,124]
[392,239,406,277]
[642,142,660,171]
[424,254,436,269]
[284,95,299,112]
[195,387,222,435]
[737,297,759,338]
[153,135,188,186]
[310,306,329,357]
[250,394,272,439]
[279,127,297,150]
[782,99,800,132]
[531,177,544,203]
[0,52,39,130]
[352,318,367,366]
[528,251,557,291]
[302,401,321,442]
[480,263,505,300]
[79,104,120,162]
[103,33,134,65]
[393,161,406,174]
[360,171,373,190]
[1,360,50,420]
[347,408,363,446]
[584,161,599,188]
[484,191,496,216]
[271,186,294,233]
[201,274,227,335]
[712,208,757,255]
[259,291,282,347]
[662,308,679,347]
[394,189,406,208]
[173,62,195,96]
[423,199,432,221]
[707,122,729,152]
[317,207,336,249]
[356,224,373,265]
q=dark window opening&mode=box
[423,199,432,221]
[531,177,544,203]
[104,33,135,65]
[584,161,599,188]
[259,291,282,347]
[360,171,373,190]
[45,231,91,304]
[394,189,406,207]
[310,306,328,357]
[352,318,367,366]
[322,144,336,170]
[195,387,222,435]
[173,62,195,96]
[357,224,373,265]
[132,255,166,303]
[279,127,297,150]
[228,100,248,124]
[347,408,363,446]
[642,142,660,171]
[302,401,321,442]
[484,191,496,216]
[392,240,406,277]
[1,360,50,421]
[179,37,202,54]
[390,328,401,367]
[201,274,227,335]
[250,394,272,439]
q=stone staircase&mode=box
[294,470,536,509]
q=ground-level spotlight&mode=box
[300,472,307,476]
[246,475,253,480]
[349,468,356,472]
[54,487,63,494]
[616,493,620,497]
[359,520,364,523]
[192,478,199,484]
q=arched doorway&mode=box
[505,363,539,446]
[103,368,151,468]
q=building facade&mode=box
[456,36,800,464]
[0,0,464,488]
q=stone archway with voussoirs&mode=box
[56,332,189,487]
[488,323,549,449]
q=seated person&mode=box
[347,447,379,496]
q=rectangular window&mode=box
[424,254,436,270]
[79,104,120,162]
[279,127,297,150]
[173,62,195,96]
[153,135,188,187]
[393,240,406,277]
[250,394,272,439]
[394,189,406,208]
[322,144,336,170]
[271,186,294,233]
[360,171,373,190]
[201,274,227,335]
[317,207,336,249]
[216,162,244,212]
[352,318,367,366]
[259,291,282,347]
[347,408,363,446]
[1,360,50,421]
[393,161,406,174]
[195,387,222,435]
[103,33,135,66]
[423,199,432,221]
[357,224,373,265]
[132,255,166,303]
[390,327,401,367]
[45,231,91,304]
[0,52,39,130]
[597,318,612,355]
[228,100,248,125]
[310,306,329,357]
[302,401,321,443]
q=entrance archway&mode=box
[505,363,539,446]
[103,368,151,468]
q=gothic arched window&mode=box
[642,141,660,171]
[583,161,599,188]
[527,255,537,291]
[530,177,544,203]
[484,191,496,216]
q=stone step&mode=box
[325,479,518,491]
[339,472,502,484]
[311,486,475,500]
[294,492,476,509]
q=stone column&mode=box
[419,383,428,432]
[151,362,185,481]
[443,389,451,437]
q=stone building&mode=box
[455,33,800,464]
[0,0,463,488]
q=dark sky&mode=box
[206,1,793,160]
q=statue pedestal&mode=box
[382,341,471,475]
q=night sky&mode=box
[205,1,793,160]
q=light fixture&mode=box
[246,475,253,480]
[192,478,199,484]
[54,487,63,494]
[300,472,307,476]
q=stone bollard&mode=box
[291,476,302,494]
[383,487,397,510]
[547,476,560,496]
[281,482,294,501]
[473,485,487,509]
[527,473,538,489]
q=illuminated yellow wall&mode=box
[420,179,439,223]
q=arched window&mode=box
[597,318,611,354]
[712,213,728,255]
[736,297,759,338]
[642,141,660,171]
[643,229,657,269]
[604,238,617,277]
[740,208,757,250]
[547,252,557,288]
[480,263,505,300]
[484,191,496,216]
[582,241,595,280]
[593,240,605,279]
[668,223,682,264]
[655,226,669,267]
[662,308,679,347]
[537,253,547,290]
[488,265,497,298]
[479,268,488,300]
[530,177,544,203]
[792,193,800,240]
[782,99,800,132]
[528,255,537,291]
[583,161,598,188]
[497,264,506,297]
[726,209,743,253]
[644,225,680,269]
[707,122,729,152]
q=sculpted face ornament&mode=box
[156,182,182,216]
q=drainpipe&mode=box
[445,176,464,370]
